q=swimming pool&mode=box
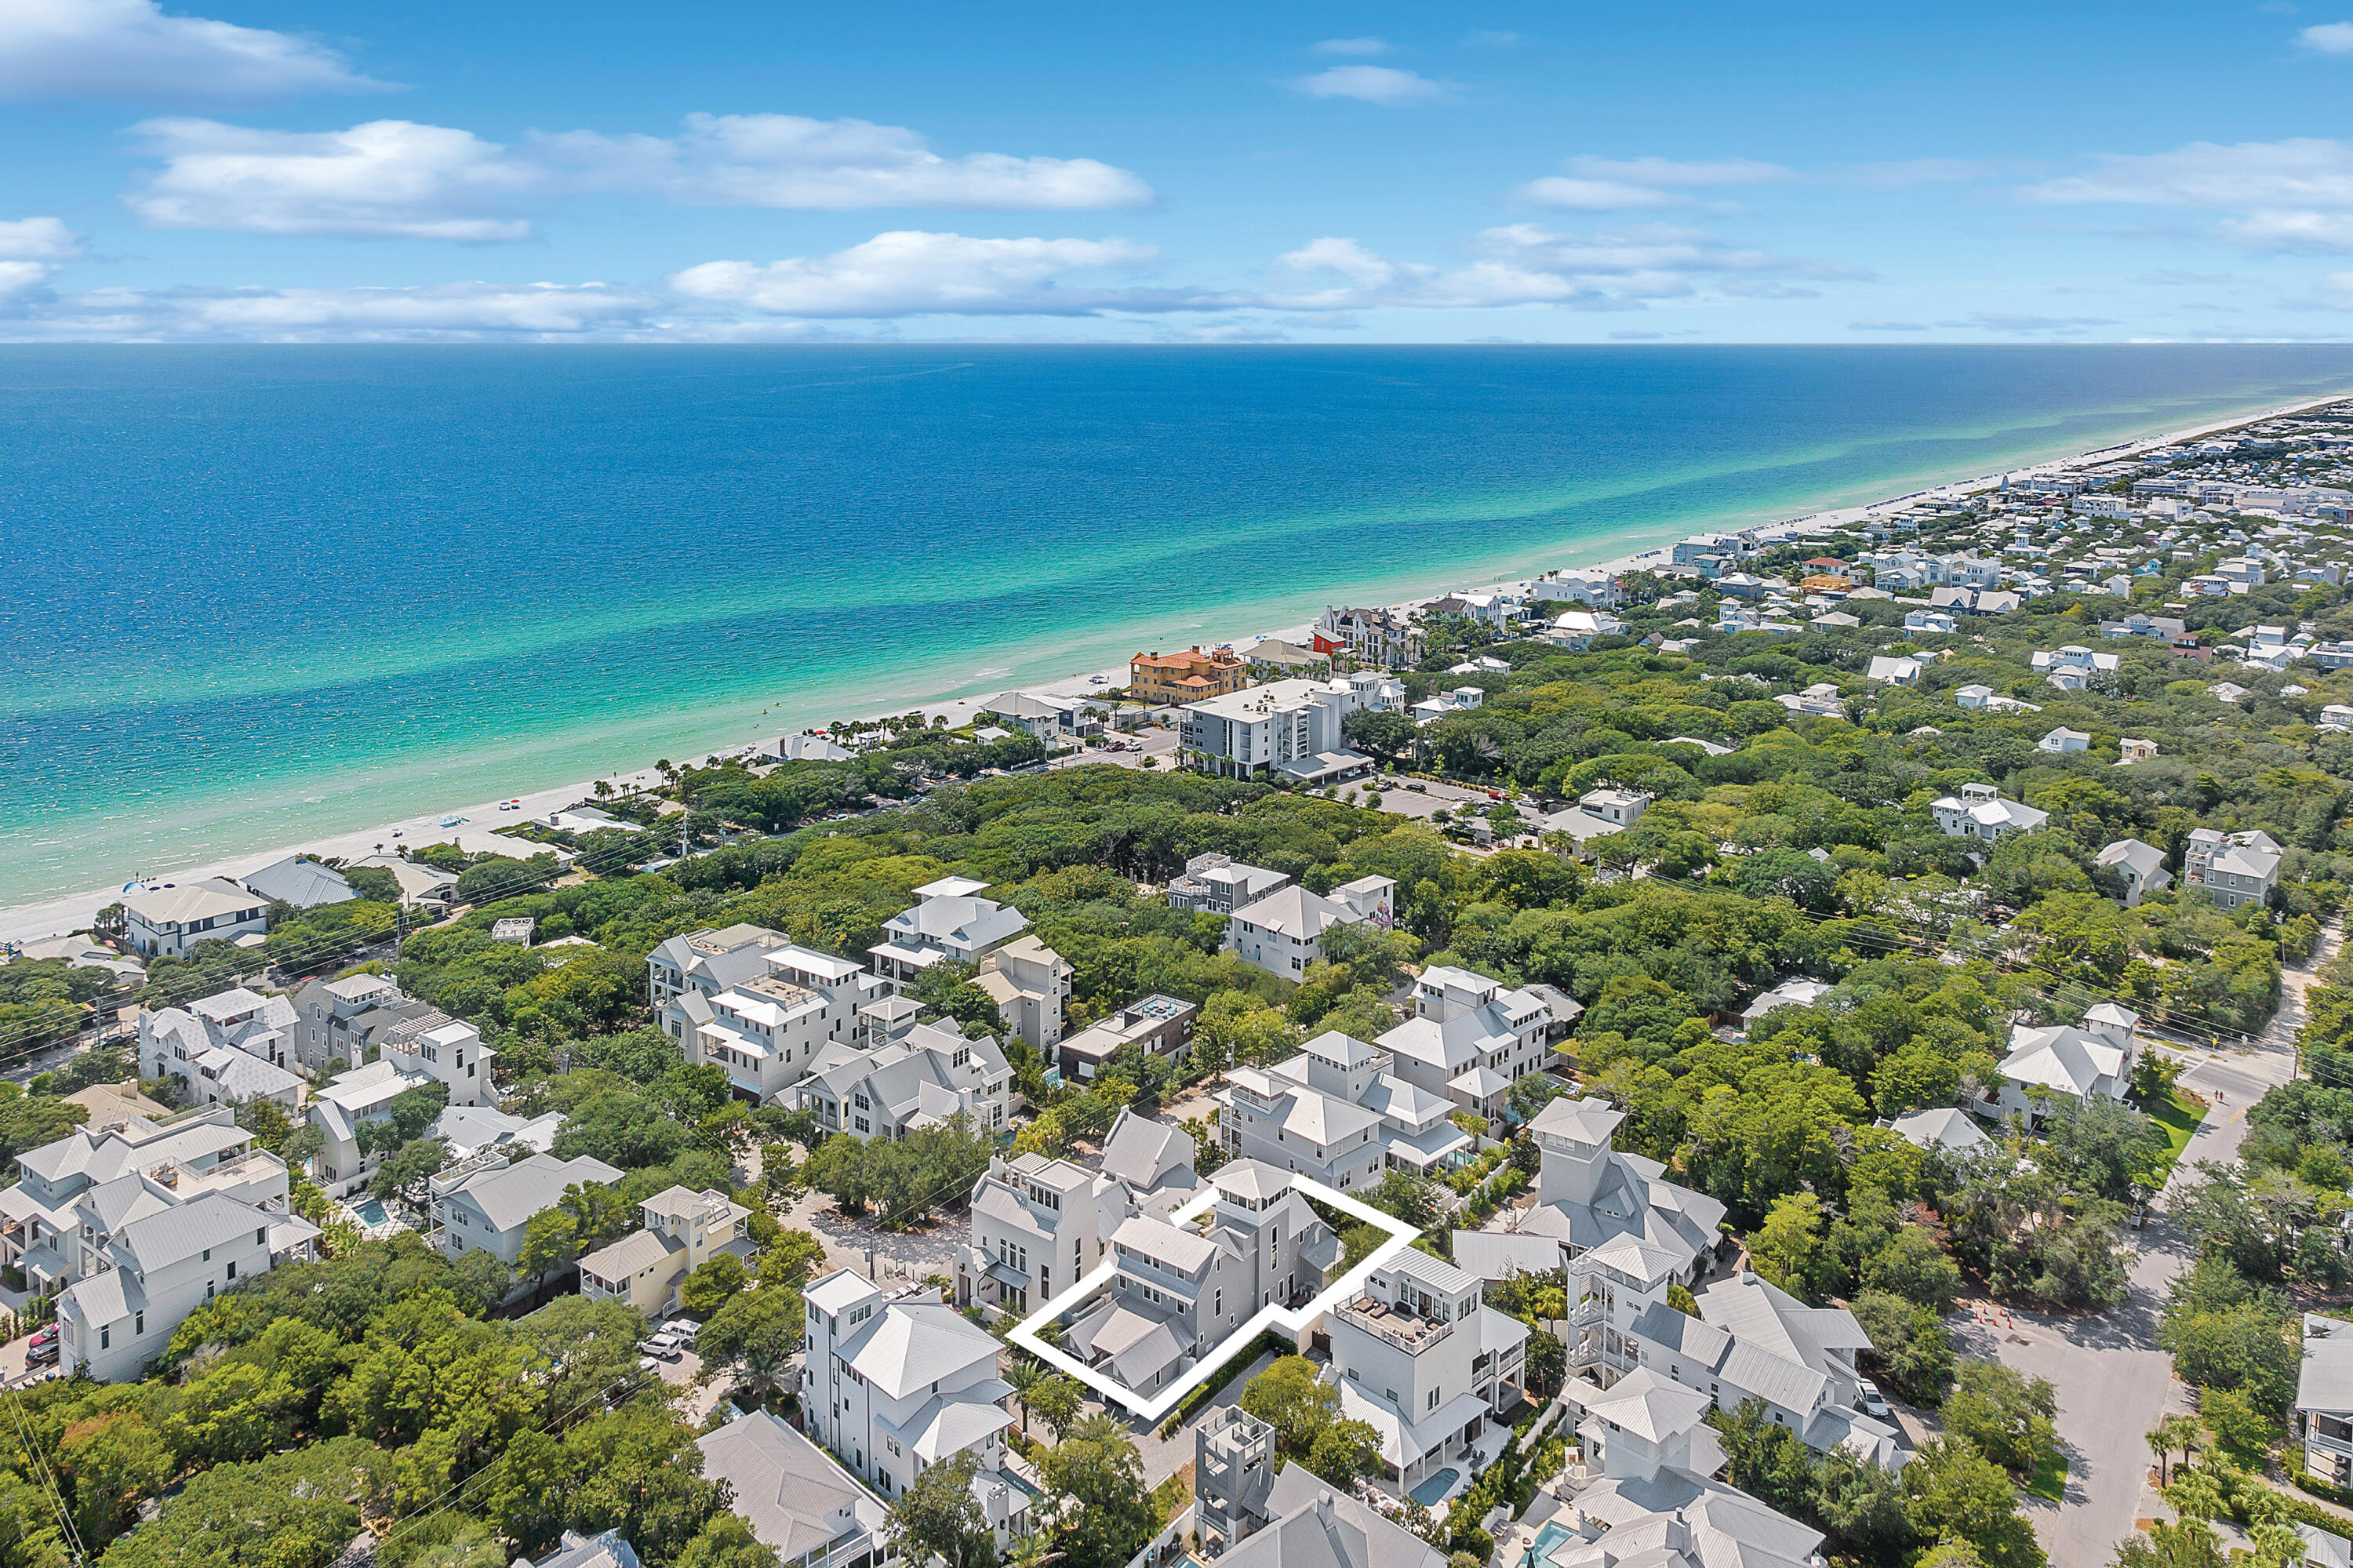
[1524,1519,1576,1568]
[1408,1468,1459,1508]
[350,1198,391,1227]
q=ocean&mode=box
[4,343,2353,908]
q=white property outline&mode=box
[1006,1171,1426,1421]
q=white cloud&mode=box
[0,216,86,260]
[667,231,1191,318]
[1461,30,1522,46]
[1310,37,1391,55]
[1519,155,1791,209]
[2298,20,2353,52]
[1264,222,1863,311]
[125,112,1153,241]
[1554,155,1791,187]
[0,0,387,100]
[533,113,1151,209]
[1850,319,1929,330]
[2023,138,2353,252]
[0,278,662,339]
[127,118,541,240]
[1291,66,1450,105]
[1518,179,1697,211]
[0,216,89,302]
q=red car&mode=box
[1487,791,1504,800]
[27,1325,57,1348]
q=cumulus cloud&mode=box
[0,0,387,100]
[127,118,542,240]
[1519,155,1791,209]
[2299,21,2353,52]
[1291,66,1450,105]
[666,231,1218,318]
[124,112,1154,240]
[1310,37,1390,55]
[0,216,86,260]
[0,216,89,302]
[2023,138,2353,252]
[1263,222,1864,311]
[533,113,1151,209]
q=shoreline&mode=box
[3,384,2343,946]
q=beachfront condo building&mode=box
[1129,645,1248,704]
[1177,675,1386,784]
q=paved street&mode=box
[1952,927,2329,1565]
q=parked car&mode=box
[1856,1378,1890,1417]
[638,1336,682,1363]
[27,1325,57,1349]
[2131,1202,2149,1230]
[661,1318,700,1348]
[1406,781,1427,793]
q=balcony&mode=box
[1336,1295,1455,1354]
[2311,1425,2353,1459]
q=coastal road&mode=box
[1951,928,2328,1565]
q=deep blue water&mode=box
[4,344,2352,904]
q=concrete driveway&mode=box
[1955,926,2326,1564]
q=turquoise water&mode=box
[349,1198,391,1227]
[1409,1467,1460,1506]
[5,344,2353,905]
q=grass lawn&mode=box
[2140,1086,2208,1189]
[2026,1449,2068,1503]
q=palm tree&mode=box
[2158,1412,2202,1484]
[1006,1358,1047,1437]
[1009,1528,1062,1568]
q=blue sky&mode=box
[11,1,2353,340]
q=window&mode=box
[1428,1388,1441,1410]
[226,1260,237,1279]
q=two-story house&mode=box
[867,877,1031,986]
[1057,993,1198,1083]
[1928,781,2049,843]
[2184,827,2283,911]
[1227,877,1395,979]
[577,1185,755,1317]
[138,987,307,1112]
[1220,1030,1475,1189]
[1553,1370,1827,1568]
[0,1108,305,1301]
[1166,855,1292,916]
[307,1010,497,1198]
[1377,966,1557,1123]
[801,1271,1028,1538]
[56,1191,310,1382]
[664,942,888,1104]
[1325,1248,1529,1498]
[285,972,409,1071]
[793,1018,1013,1140]
[954,1108,1200,1317]
[429,1151,624,1268]
[121,877,270,958]
[1984,1002,2141,1124]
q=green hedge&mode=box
[1156,1328,1294,1438]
